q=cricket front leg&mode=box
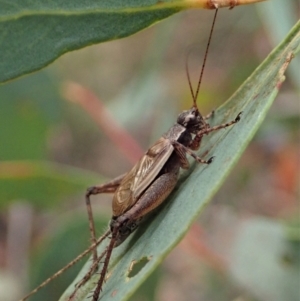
[203,110,215,120]
[92,227,119,301]
[86,173,126,263]
[190,112,242,150]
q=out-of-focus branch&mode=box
[63,82,144,165]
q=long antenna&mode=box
[185,51,196,102]
[192,8,219,105]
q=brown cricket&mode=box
[21,7,242,301]
[72,8,240,301]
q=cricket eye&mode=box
[184,110,200,127]
[184,114,195,125]
[177,110,197,127]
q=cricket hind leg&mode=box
[86,173,126,263]
[20,176,125,301]
[92,227,119,301]
[68,246,108,301]
[70,174,125,301]
[92,172,181,300]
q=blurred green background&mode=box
[0,1,299,301]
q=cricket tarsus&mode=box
[207,156,214,164]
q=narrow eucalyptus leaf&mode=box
[1,0,265,83]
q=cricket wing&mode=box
[112,137,174,216]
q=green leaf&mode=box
[0,161,103,209]
[59,20,300,301]
[0,0,266,84]
[0,1,183,84]
[0,4,175,83]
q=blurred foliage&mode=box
[0,72,103,209]
[0,2,299,301]
[0,161,103,209]
[0,72,60,160]
[29,214,109,301]
[229,218,300,301]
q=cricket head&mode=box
[177,106,209,134]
